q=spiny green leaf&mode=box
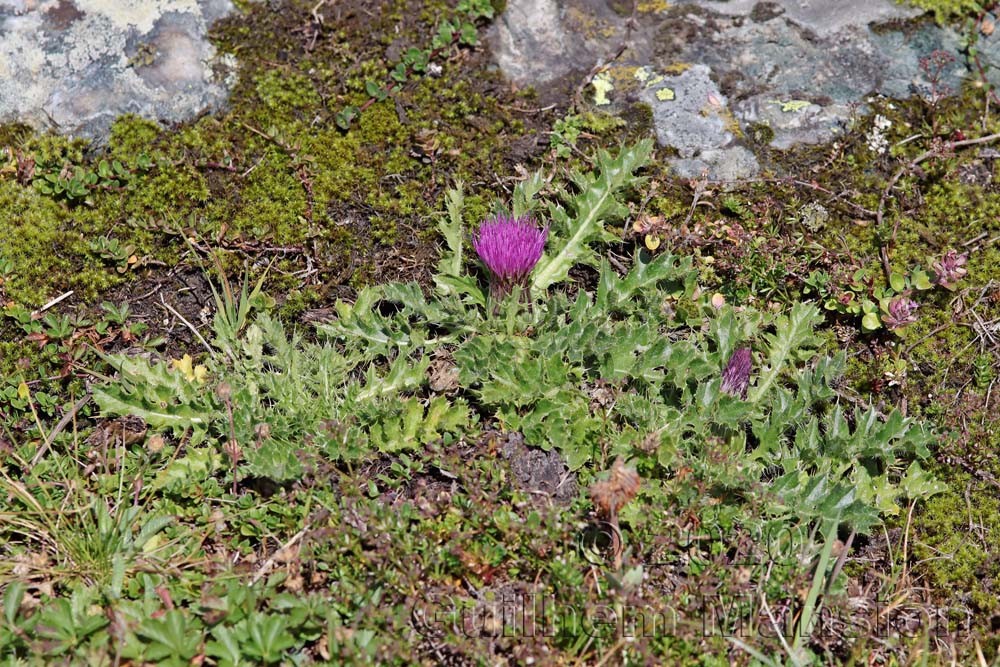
[749,302,823,402]
[512,169,546,217]
[435,184,467,294]
[92,388,209,429]
[531,140,653,292]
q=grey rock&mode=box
[690,0,921,38]
[489,0,1000,180]
[488,0,627,88]
[639,64,731,159]
[0,0,237,141]
[669,8,966,149]
[638,63,761,178]
[497,430,578,504]
[672,145,760,181]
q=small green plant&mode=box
[90,237,139,273]
[549,112,628,159]
[0,255,14,280]
[41,313,74,340]
[32,156,152,204]
[0,295,152,424]
[0,460,173,589]
[906,0,986,26]
[720,195,751,220]
[33,166,92,200]
[334,0,494,130]
[100,301,131,326]
[813,265,934,332]
[973,352,995,389]
[550,114,585,158]
[31,592,110,657]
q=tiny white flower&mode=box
[866,115,892,155]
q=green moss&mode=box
[275,288,321,320]
[225,151,308,240]
[253,69,323,117]
[913,480,1000,613]
[0,123,32,147]
[616,102,655,143]
[108,115,162,160]
[0,181,118,304]
[745,121,774,146]
[21,133,88,167]
[904,0,983,25]
[120,163,210,220]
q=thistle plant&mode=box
[472,214,548,301]
[93,141,941,552]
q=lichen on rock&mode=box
[0,0,237,140]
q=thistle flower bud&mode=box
[472,214,548,300]
[589,457,640,518]
[254,422,271,441]
[721,347,752,400]
[146,434,165,454]
[223,438,242,464]
[215,381,232,401]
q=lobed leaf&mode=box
[531,140,653,292]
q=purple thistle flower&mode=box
[721,347,752,400]
[931,249,968,290]
[884,297,919,330]
[472,214,549,300]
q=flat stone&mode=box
[639,64,732,159]
[489,0,1000,180]
[672,145,760,181]
[496,430,578,505]
[638,64,760,179]
[689,0,922,38]
[664,6,967,150]
[488,0,627,90]
[0,0,237,141]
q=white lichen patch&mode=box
[74,0,200,32]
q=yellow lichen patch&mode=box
[771,99,813,113]
[718,107,743,139]
[662,62,692,75]
[637,0,672,12]
[592,72,615,106]
[566,6,618,40]
[596,64,650,100]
